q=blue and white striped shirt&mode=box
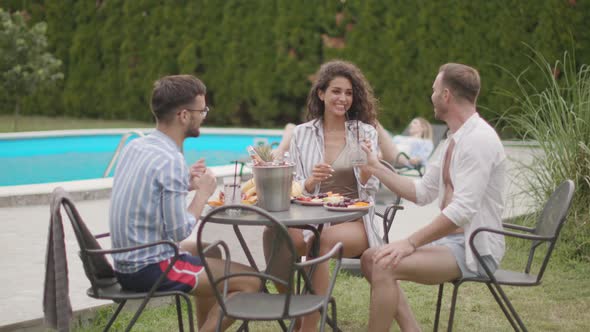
[109,130,196,273]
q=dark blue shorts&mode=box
[116,254,205,293]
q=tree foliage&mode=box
[0,8,63,125]
[2,1,589,132]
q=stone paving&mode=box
[0,144,538,331]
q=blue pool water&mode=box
[0,132,281,186]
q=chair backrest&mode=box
[378,160,403,243]
[526,180,575,278]
[431,123,449,149]
[197,204,299,318]
[398,122,447,176]
[400,122,447,149]
[53,189,116,296]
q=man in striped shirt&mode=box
[109,75,258,331]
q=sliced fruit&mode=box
[208,200,223,207]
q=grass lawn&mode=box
[73,238,590,331]
[0,115,153,133]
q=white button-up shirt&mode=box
[289,119,382,247]
[414,113,506,272]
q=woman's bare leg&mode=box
[263,226,308,293]
[300,219,368,331]
[195,295,216,329]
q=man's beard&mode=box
[186,127,200,138]
[433,102,447,121]
[185,118,201,138]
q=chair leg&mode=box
[296,256,303,295]
[124,296,154,332]
[277,319,289,331]
[433,284,444,332]
[175,295,184,332]
[331,297,341,332]
[215,312,224,332]
[319,306,328,332]
[103,300,127,332]
[447,282,462,332]
[323,297,341,332]
[486,283,519,331]
[489,283,528,332]
[234,321,248,332]
[179,293,195,332]
[237,321,250,332]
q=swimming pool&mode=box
[0,128,282,186]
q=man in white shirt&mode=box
[360,63,506,332]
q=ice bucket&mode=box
[253,163,294,212]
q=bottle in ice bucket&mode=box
[249,144,294,212]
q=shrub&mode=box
[499,46,590,262]
[3,1,589,129]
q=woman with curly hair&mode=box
[264,60,381,331]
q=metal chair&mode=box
[433,180,575,331]
[197,204,344,332]
[377,160,405,245]
[46,187,195,331]
[395,123,448,177]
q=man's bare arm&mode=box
[363,146,417,202]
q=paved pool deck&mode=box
[0,143,538,331]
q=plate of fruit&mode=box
[208,191,257,208]
[324,199,373,211]
[293,192,344,206]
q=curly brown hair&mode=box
[305,60,378,126]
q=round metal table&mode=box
[205,203,367,226]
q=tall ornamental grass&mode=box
[498,47,590,262]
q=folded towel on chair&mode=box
[43,187,115,331]
[43,188,73,331]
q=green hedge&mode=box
[3,0,589,131]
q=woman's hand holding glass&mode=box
[304,163,334,192]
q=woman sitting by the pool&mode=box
[377,117,434,167]
[264,60,381,331]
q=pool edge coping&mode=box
[0,164,252,208]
